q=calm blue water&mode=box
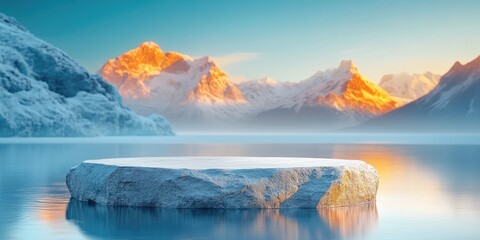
[1,136,480,239]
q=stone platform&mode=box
[66,157,378,208]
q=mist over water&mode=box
[1,136,480,239]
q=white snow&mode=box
[85,157,366,169]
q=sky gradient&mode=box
[2,0,480,82]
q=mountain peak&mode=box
[337,60,359,74]
[195,56,216,64]
[99,41,180,97]
[193,56,219,72]
[259,77,278,85]
[450,61,463,72]
[447,55,480,76]
[132,41,164,55]
[138,41,161,49]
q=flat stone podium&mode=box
[66,157,378,208]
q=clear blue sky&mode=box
[2,0,480,82]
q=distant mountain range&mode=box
[100,42,401,131]
[237,60,398,131]
[0,14,173,136]
[101,42,480,133]
[357,56,480,132]
[379,72,441,105]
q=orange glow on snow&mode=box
[100,41,247,103]
[316,74,398,115]
[99,42,188,99]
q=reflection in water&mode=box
[332,145,457,216]
[35,183,70,224]
[318,204,378,239]
[66,200,378,240]
[332,145,410,184]
[2,183,80,239]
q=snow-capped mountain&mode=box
[404,56,480,117]
[100,42,248,121]
[293,60,397,115]
[238,61,398,131]
[0,14,173,136]
[358,56,480,132]
[100,43,398,131]
[240,60,397,114]
[379,72,441,104]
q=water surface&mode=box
[1,137,479,239]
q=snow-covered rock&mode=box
[0,13,173,136]
[379,72,441,104]
[66,157,379,208]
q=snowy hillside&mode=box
[379,72,440,104]
[0,14,173,136]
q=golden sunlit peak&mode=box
[99,40,191,99]
[100,42,247,104]
[309,60,398,115]
[129,41,164,56]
